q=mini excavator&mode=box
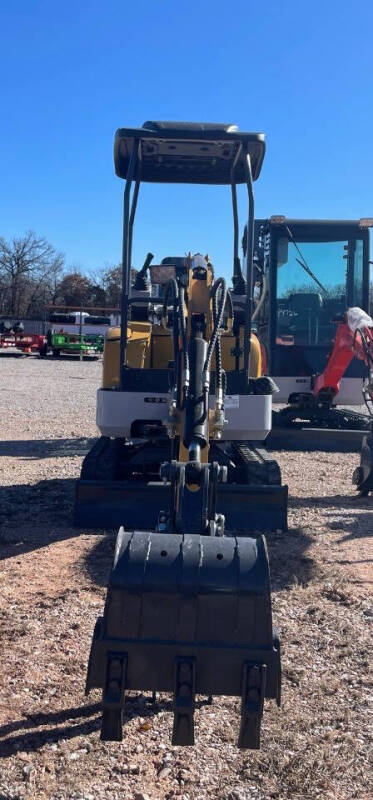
[252,217,373,449]
[276,304,373,493]
[274,306,373,433]
[80,121,286,748]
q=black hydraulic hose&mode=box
[225,288,234,330]
[213,288,223,390]
[214,285,229,406]
[204,278,227,375]
[162,277,178,319]
[163,278,179,366]
[201,278,228,430]
[162,277,178,320]
[178,285,190,396]
[222,287,234,374]
[163,278,190,402]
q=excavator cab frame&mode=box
[253,217,373,450]
[254,217,371,406]
[117,121,265,391]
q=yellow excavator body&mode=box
[103,324,262,389]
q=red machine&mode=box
[275,306,373,493]
[274,307,373,433]
[0,322,45,355]
[324,308,373,495]
[313,308,373,406]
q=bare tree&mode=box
[0,231,64,317]
[56,271,94,307]
[99,264,122,308]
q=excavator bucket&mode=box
[86,529,281,748]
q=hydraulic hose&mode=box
[252,273,267,322]
[225,288,234,330]
[178,285,190,397]
[204,278,227,376]
[163,278,190,402]
[202,278,228,433]
[162,277,179,368]
[213,287,223,391]
[218,287,233,388]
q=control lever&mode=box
[133,252,154,291]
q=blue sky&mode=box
[0,0,372,281]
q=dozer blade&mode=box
[268,424,367,453]
[352,430,373,494]
[86,529,281,748]
[75,478,287,532]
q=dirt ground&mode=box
[0,355,372,800]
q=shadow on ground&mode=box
[0,695,211,757]
[0,702,102,756]
[331,513,373,543]
[0,474,316,590]
[0,478,80,559]
[0,437,96,459]
[289,493,373,543]
[289,493,372,510]
[266,527,315,591]
[82,533,115,586]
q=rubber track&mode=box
[233,442,282,486]
[273,406,371,431]
[80,436,119,481]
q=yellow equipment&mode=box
[79,121,287,748]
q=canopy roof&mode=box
[114,121,265,184]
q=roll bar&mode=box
[119,141,255,391]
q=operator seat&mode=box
[287,292,323,345]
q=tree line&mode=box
[2,230,371,319]
[0,231,123,318]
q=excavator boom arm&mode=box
[313,309,373,401]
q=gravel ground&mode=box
[0,354,372,800]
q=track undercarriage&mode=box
[273,392,371,431]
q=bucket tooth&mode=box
[238,663,266,749]
[100,653,128,742]
[272,629,282,707]
[85,616,103,696]
[101,708,123,741]
[172,657,196,746]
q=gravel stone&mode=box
[158,767,172,780]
